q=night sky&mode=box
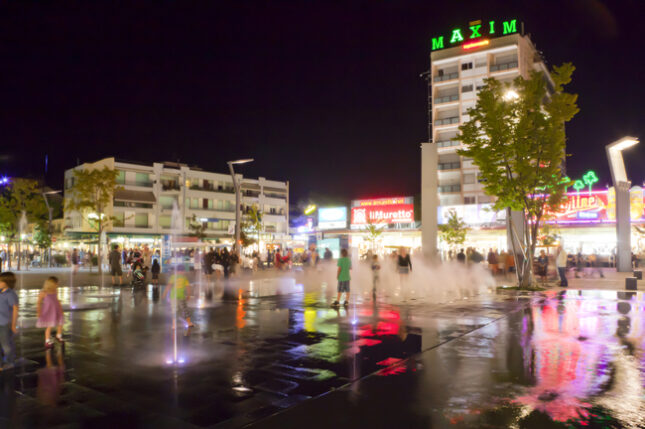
[2,1,643,207]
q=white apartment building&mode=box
[428,23,552,207]
[64,157,289,247]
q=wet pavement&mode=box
[2,276,645,428]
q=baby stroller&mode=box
[131,262,148,289]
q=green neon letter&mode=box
[449,28,464,44]
[469,24,482,39]
[431,36,444,50]
[489,21,495,34]
[503,19,517,35]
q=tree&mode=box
[364,222,384,251]
[438,210,468,252]
[65,167,120,275]
[458,63,579,287]
[188,214,208,241]
[248,205,263,250]
[0,178,48,270]
[33,222,53,252]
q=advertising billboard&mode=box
[350,197,414,227]
[318,207,347,230]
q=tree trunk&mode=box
[17,240,21,271]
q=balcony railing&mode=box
[490,61,518,72]
[434,94,459,104]
[265,193,286,200]
[434,117,459,126]
[189,185,235,194]
[438,162,461,171]
[435,140,460,148]
[162,182,180,191]
[438,184,461,193]
[433,72,458,82]
[124,180,153,188]
[113,201,153,209]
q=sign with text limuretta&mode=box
[431,19,520,51]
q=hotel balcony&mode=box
[438,184,461,193]
[434,116,459,126]
[435,139,460,149]
[490,61,518,72]
[434,94,459,105]
[433,72,459,82]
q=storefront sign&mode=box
[431,18,519,51]
[351,197,414,226]
[318,207,347,230]
[546,187,645,224]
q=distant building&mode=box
[64,157,289,249]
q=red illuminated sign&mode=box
[351,204,414,225]
[544,188,645,224]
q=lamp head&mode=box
[228,158,254,165]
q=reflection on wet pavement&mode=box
[3,281,645,428]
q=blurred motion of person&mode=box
[556,245,568,287]
[487,248,498,275]
[456,248,466,263]
[371,254,380,298]
[536,250,548,284]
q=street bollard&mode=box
[626,277,638,290]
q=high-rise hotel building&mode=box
[426,19,552,207]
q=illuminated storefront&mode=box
[438,185,645,256]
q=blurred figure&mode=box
[71,249,80,275]
[165,267,194,328]
[487,248,498,275]
[37,348,65,406]
[109,244,123,286]
[324,248,332,260]
[333,248,351,308]
[536,250,548,284]
[371,254,380,298]
[36,277,64,348]
[556,245,568,287]
[456,248,466,263]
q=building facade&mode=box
[427,21,551,207]
[64,157,289,248]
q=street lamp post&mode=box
[42,189,61,268]
[606,136,639,272]
[227,159,254,254]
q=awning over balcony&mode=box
[114,189,156,203]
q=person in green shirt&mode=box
[333,248,351,307]
[164,269,195,328]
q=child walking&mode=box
[165,267,195,328]
[37,277,64,349]
[0,272,18,370]
[333,248,352,308]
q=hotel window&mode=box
[464,196,476,204]
[135,172,150,186]
[115,171,125,185]
[461,62,473,70]
[463,173,476,184]
[134,213,148,228]
[159,215,171,229]
[113,212,125,227]
[462,84,473,93]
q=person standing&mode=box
[36,277,64,349]
[0,248,5,272]
[71,249,80,275]
[371,254,380,298]
[556,245,568,287]
[333,248,351,308]
[456,248,466,263]
[487,248,498,275]
[109,245,123,286]
[536,250,548,284]
[0,272,18,370]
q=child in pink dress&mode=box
[36,277,64,349]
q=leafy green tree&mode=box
[364,222,384,251]
[32,222,53,265]
[248,205,263,249]
[0,178,48,270]
[65,167,120,275]
[188,214,208,241]
[458,63,579,287]
[438,210,468,252]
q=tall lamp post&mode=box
[42,189,61,268]
[606,136,639,272]
[227,158,254,253]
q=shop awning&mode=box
[114,189,156,203]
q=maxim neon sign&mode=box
[431,19,519,51]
